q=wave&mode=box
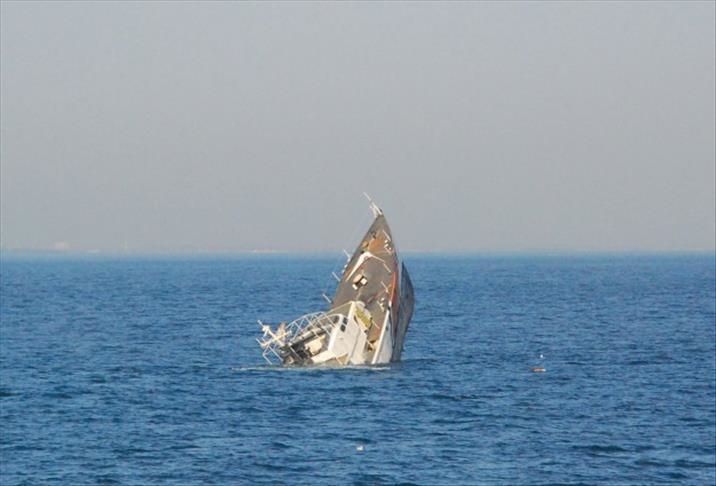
[230,364,392,373]
[573,444,630,455]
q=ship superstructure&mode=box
[257,200,414,366]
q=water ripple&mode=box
[1,254,714,485]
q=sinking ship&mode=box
[258,198,414,366]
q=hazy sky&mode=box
[1,1,714,252]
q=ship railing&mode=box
[258,311,342,364]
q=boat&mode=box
[257,197,414,366]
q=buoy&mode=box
[356,445,365,452]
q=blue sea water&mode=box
[0,253,714,485]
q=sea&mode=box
[0,253,714,485]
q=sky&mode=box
[1,1,714,253]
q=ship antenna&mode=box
[363,192,383,218]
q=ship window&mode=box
[352,274,368,289]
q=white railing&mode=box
[257,311,342,364]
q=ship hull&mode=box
[258,208,414,366]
